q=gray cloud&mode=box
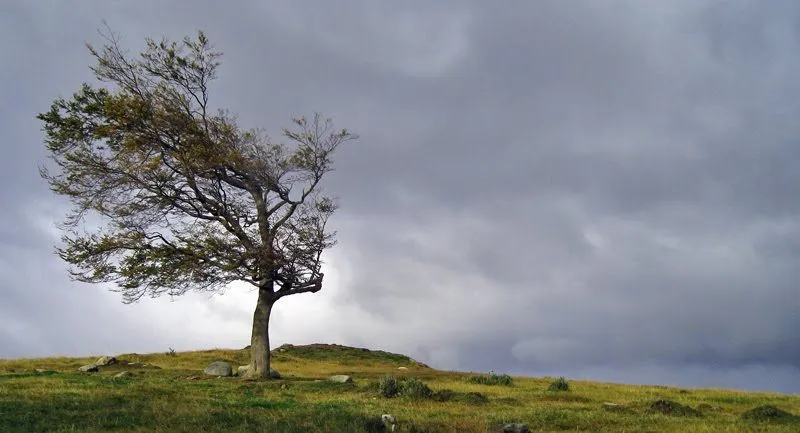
[1,0,799,393]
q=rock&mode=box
[203,361,233,377]
[502,423,530,433]
[78,364,98,373]
[95,356,116,366]
[114,371,133,378]
[381,414,396,432]
[329,375,353,383]
[397,366,408,370]
[185,375,202,380]
[234,365,280,378]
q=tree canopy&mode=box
[39,29,356,377]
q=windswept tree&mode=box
[38,29,356,378]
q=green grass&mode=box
[0,344,797,432]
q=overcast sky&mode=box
[2,0,799,394]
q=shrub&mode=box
[378,375,399,398]
[458,392,489,404]
[401,377,433,399]
[741,405,793,421]
[548,376,570,392]
[467,370,513,386]
[648,399,702,417]
[431,389,455,402]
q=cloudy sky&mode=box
[2,0,799,394]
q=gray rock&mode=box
[329,374,353,383]
[203,361,233,377]
[234,364,280,378]
[114,371,133,378]
[502,423,529,433]
[78,364,99,373]
[95,356,116,366]
[397,366,408,370]
[381,414,396,432]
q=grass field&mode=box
[0,343,797,432]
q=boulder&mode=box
[502,423,529,433]
[95,356,116,366]
[78,364,99,373]
[235,365,280,378]
[329,375,353,383]
[203,361,233,377]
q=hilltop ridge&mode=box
[0,344,798,432]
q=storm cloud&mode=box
[1,0,799,393]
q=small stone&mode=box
[78,364,99,373]
[381,414,396,432]
[114,371,133,378]
[185,375,201,380]
[397,366,408,370]
[329,374,353,383]
[203,361,233,377]
[95,356,116,366]
[502,423,530,433]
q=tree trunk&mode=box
[246,288,275,378]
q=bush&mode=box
[467,370,513,386]
[548,377,570,392]
[741,405,793,421]
[648,399,702,417]
[378,375,399,398]
[431,389,455,402]
[458,392,489,404]
[401,377,433,399]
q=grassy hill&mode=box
[0,343,797,432]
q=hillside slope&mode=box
[0,344,798,432]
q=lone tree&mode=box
[38,30,356,378]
